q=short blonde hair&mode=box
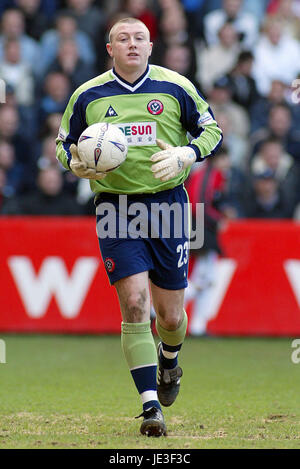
[108,17,150,43]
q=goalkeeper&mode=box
[56,17,222,437]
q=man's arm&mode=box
[151,80,223,181]
[56,90,106,179]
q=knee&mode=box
[157,309,183,331]
[124,289,148,323]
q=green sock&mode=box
[156,310,188,369]
[156,310,188,346]
[121,321,160,411]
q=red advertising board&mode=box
[0,217,121,333]
[0,217,299,335]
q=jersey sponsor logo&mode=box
[197,111,214,127]
[57,126,67,142]
[147,99,164,115]
[117,122,156,146]
[104,257,115,273]
[105,105,118,117]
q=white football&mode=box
[77,123,128,173]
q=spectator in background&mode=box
[0,104,36,193]
[39,111,63,140]
[214,109,249,169]
[180,0,207,39]
[37,134,79,196]
[37,135,59,169]
[46,38,96,92]
[250,138,300,212]
[267,0,300,40]
[39,71,71,125]
[163,43,200,89]
[0,167,9,213]
[0,8,41,76]
[64,0,107,73]
[212,146,246,218]
[39,11,96,77]
[250,103,300,164]
[119,0,158,40]
[0,139,21,197]
[3,82,38,143]
[250,80,289,132]
[15,0,49,40]
[203,0,259,49]
[226,50,259,111]
[64,0,107,43]
[208,76,250,138]
[184,151,230,335]
[252,16,300,96]
[196,21,241,95]
[1,165,83,215]
[0,37,35,106]
[151,0,197,76]
[243,169,294,218]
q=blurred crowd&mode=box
[0,0,300,220]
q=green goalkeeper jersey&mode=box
[56,64,223,195]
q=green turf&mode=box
[0,334,299,449]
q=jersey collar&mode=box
[112,65,150,92]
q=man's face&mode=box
[106,22,152,76]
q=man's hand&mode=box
[70,144,107,180]
[150,139,197,182]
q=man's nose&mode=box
[129,37,137,47]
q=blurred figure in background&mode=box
[63,0,107,72]
[196,22,241,95]
[1,165,83,215]
[250,103,300,164]
[38,11,96,77]
[45,38,96,92]
[0,166,9,213]
[0,104,36,193]
[203,0,259,49]
[226,50,259,112]
[243,169,295,219]
[39,71,71,125]
[267,0,300,40]
[0,37,35,106]
[184,150,230,335]
[213,109,249,169]
[39,112,63,140]
[0,8,41,76]
[208,76,250,138]
[162,43,200,89]
[0,139,22,197]
[15,0,49,40]
[119,0,158,40]
[250,79,289,132]
[152,0,197,77]
[252,16,300,97]
[250,137,300,212]
[64,0,107,43]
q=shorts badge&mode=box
[104,257,115,273]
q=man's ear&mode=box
[106,43,113,58]
[148,42,153,57]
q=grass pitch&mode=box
[0,334,299,449]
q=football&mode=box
[77,123,128,173]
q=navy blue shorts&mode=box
[95,184,189,290]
